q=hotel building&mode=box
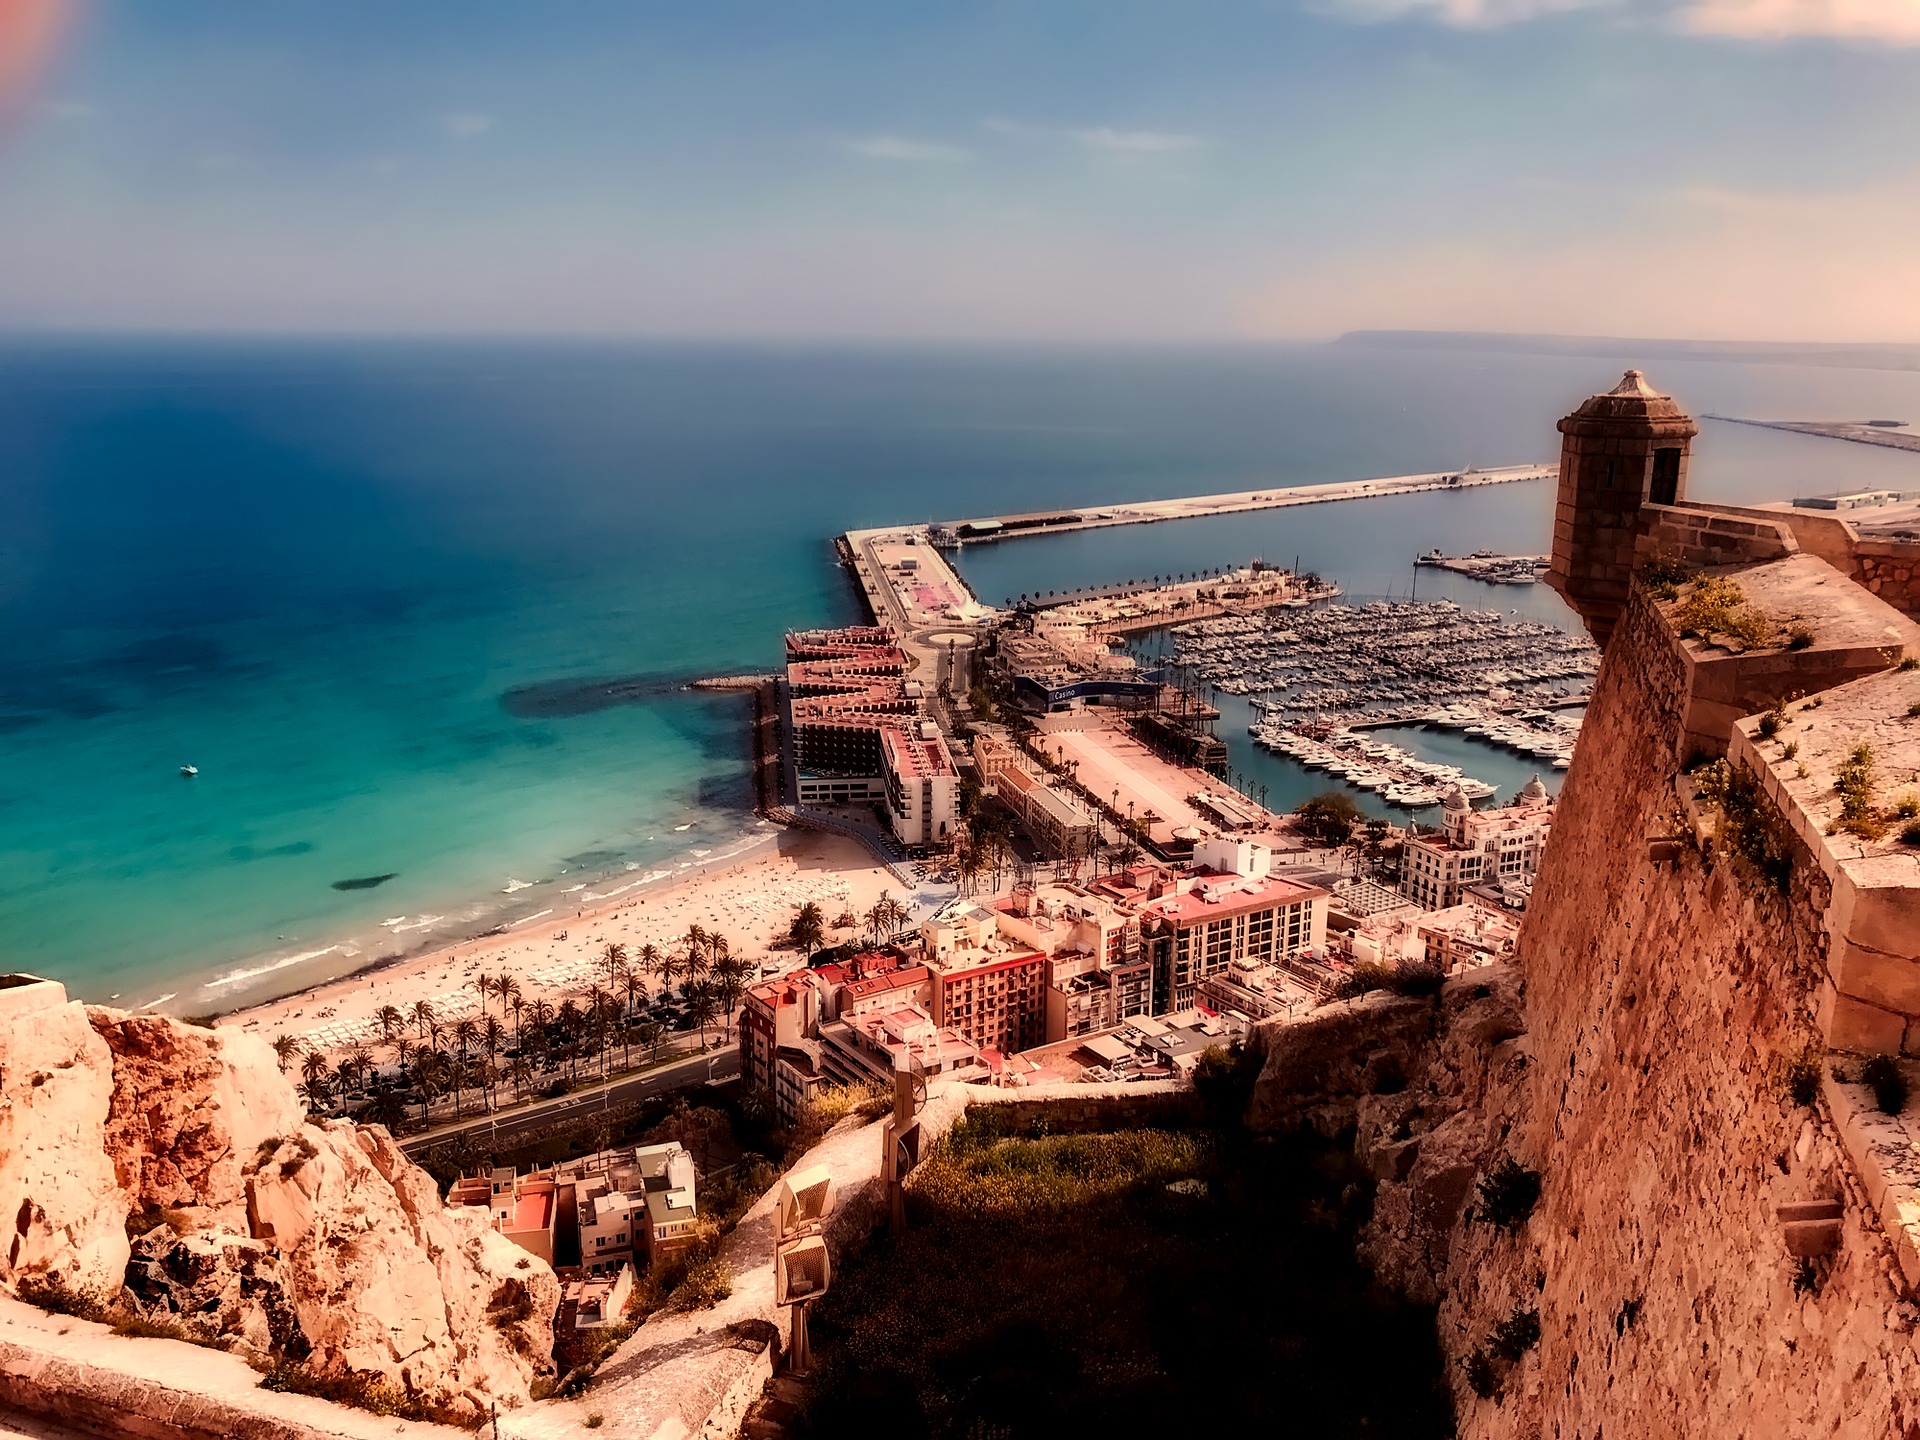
[1400,778,1554,912]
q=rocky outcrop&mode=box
[0,979,130,1298]
[1245,967,1529,1307]
[91,1012,303,1214]
[238,1122,559,1409]
[0,979,559,1423]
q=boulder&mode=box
[0,979,129,1297]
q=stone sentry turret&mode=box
[1544,370,1697,645]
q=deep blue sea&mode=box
[5,337,1919,1009]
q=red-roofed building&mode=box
[739,970,822,1100]
[1137,870,1329,1012]
[785,627,959,846]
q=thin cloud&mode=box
[1070,127,1205,153]
[1313,0,1605,25]
[440,111,495,139]
[1317,0,1920,41]
[845,135,971,162]
[984,119,1208,153]
[1683,0,1920,42]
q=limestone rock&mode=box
[1245,990,1436,1132]
[90,1012,302,1214]
[0,980,129,1298]
[243,1121,559,1417]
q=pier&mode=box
[931,463,1552,546]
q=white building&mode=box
[1401,778,1554,911]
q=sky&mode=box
[2,0,1920,341]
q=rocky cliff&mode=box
[1248,576,1920,1438]
[0,979,557,1422]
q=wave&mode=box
[502,877,533,893]
[137,993,177,1011]
[203,945,339,992]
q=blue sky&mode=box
[3,0,1919,339]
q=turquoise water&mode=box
[5,338,1918,1007]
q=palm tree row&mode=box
[271,923,763,1128]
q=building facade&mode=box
[1400,779,1554,911]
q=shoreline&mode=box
[216,826,917,1062]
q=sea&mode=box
[6,336,1920,1011]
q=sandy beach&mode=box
[222,829,910,1061]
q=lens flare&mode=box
[0,0,75,115]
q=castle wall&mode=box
[1445,586,1920,1438]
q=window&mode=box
[595,1236,606,1248]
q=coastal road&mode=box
[398,1045,740,1157]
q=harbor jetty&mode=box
[930,462,1551,546]
[1415,549,1549,585]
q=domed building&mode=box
[1401,777,1558,912]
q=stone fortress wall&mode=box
[1241,370,1920,1437]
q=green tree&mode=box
[788,902,827,958]
[1294,790,1364,847]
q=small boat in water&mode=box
[180,765,198,778]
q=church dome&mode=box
[1516,774,1550,806]
[1442,785,1471,813]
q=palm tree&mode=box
[865,891,909,944]
[301,1048,331,1089]
[682,924,710,986]
[481,1015,506,1110]
[506,1054,534,1103]
[271,1034,303,1071]
[788,902,826,958]
[500,976,523,1051]
[617,962,646,1069]
[686,981,719,1052]
[637,1018,664,1063]
[376,1005,404,1046]
[410,1051,446,1127]
[712,954,751,1044]
[585,985,613,1080]
[601,942,627,992]
[556,999,582,1083]
[300,1072,333,1113]
[362,1080,409,1134]
[409,998,437,1042]
[451,1015,479,1064]
[526,998,554,1071]
[388,1034,416,1081]
[472,972,495,1017]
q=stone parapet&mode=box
[1728,662,1920,1056]
[0,1296,467,1440]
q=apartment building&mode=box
[1400,779,1553,911]
[1136,847,1330,1013]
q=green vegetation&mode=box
[1692,758,1795,892]
[1835,743,1886,840]
[1786,624,1815,651]
[1903,821,1920,848]
[1782,741,1799,761]
[1907,701,1920,720]
[1863,1054,1909,1116]
[1474,1156,1542,1232]
[1637,552,1698,600]
[799,1118,1451,1439]
[1782,1047,1823,1108]
[260,1363,482,1430]
[1900,656,1920,672]
[1670,575,1779,649]
[1337,959,1447,1001]
[1294,790,1364,847]
[1492,1306,1541,1360]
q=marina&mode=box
[1149,599,1598,808]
